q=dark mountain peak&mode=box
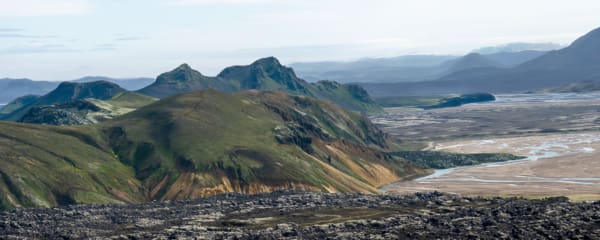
[136,57,380,112]
[482,50,548,67]
[218,57,289,77]
[315,80,341,88]
[56,81,76,88]
[445,52,502,73]
[73,76,112,82]
[55,80,120,90]
[138,63,236,98]
[70,76,154,91]
[252,56,282,67]
[459,53,493,62]
[217,57,304,91]
[170,63,197,74]
[174,63,193,71]
[457,53,492,63]
[463,52,484,58]
[567,27,600,52]
[45,80,126,103]
[251,57,296,77]
[519,26,600,69]
[156,63,208,84]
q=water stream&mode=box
[396,132,600,187]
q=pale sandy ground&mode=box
[372,96,600,141]
[379,94,600,200]
[385,131,600,200]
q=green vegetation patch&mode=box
[375,93,495,109]
[423,93,495,109]
[374,96,446,108]
[392,151,525,169]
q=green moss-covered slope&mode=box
[16,92,158,126]
[0,90,424,210]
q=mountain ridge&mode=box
[359,26,600,96]
[443,53,504,73]
[139,57,382,113]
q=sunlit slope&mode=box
[104,90,423,200]
[0,90,425,209]
[0,122,143,209]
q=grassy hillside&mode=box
[392,151,524,169]
[375,96,446,108]
[310,81,381,113]
[0,122,143,209]
[88,91,158,116]
[104,90,421,200]
[0,90,426,209]
[104,92,158,108]
[17,92,158,126]
[422,93,495,109]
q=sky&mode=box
[0,0,599,80]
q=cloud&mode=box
[90,43,117,51]
[0,0,93,17]
[115,36,149,41]
[195,43,403,63]
[0,34,56,39]
[168,0,284,6]
[0,28,24,32]
[0,44,80,54]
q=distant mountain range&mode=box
[481,50,548,67]
[0,79,58,104]
[1,30,597,105]
[290,47,550,84]
[359,27,600,96]
[290,55,456,83]
[472,42,562,55]
[0,77,153,104]
[442,53,503,74]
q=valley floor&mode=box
[376,93,600,200]
[385,132,600,200]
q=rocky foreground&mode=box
[1,191,599,239]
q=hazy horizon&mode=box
[1,0,599,80]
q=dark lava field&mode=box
[1,191,599,239]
